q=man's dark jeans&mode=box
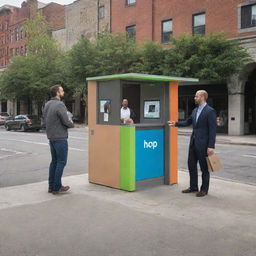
[49,140,68,191]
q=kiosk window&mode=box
[144,100,160,119]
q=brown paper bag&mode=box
[206,153,222,172]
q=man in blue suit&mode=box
[168,90,217,197]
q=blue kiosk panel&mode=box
[135,129,164,181]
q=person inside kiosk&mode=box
[120,99,136,124]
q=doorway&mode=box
[122,83,140,123]
[244,70,256,134]
[1,100,7,112]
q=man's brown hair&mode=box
[50,84,62,97]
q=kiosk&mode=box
[86,73,198,191]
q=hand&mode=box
[207,148,214,156]
[168,121,176,127]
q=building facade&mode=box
[111,0,256,135]
[53,0,111,51]
[0,0,65,116]
[52,0,111,120]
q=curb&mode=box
[178,131,256,147]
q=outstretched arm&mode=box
[168,115,193,127]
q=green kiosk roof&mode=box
[86,73,199,83]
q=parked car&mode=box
[0,112,10,125]
[5,114,41,132]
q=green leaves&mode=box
[63,32,139,96]
[162,33,250,80]
[0,14,62,103]
[0,29,250,105]
[130,41,165,75]
[94,32,138,75]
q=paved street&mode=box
[178,136,256,185]
[0,126,87,188]
[0,126,256,187]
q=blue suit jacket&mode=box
[176,104,217,152]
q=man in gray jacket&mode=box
[42,85,74,194]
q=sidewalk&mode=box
[0,172,255,256]
[178,127,256,146]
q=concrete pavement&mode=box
[0,171,256,256]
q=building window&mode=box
[99,6,105,19]
[162,19,173,43]
[193,13,205,35]
[126,0,136,6]
[15,28,19,41]
[126,25,136,40]
[241,4,256,29]
[10,30,13,43]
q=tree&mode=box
[62,37,96,96]
[64,32,139,92]
[63,31,139,100]
[130,40,165,75]
[162,33,251,80]
[93,32,139,75]
[0,13,62,112]
[0,56,32,100]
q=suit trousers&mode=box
[187,142,210,192]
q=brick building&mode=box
[112,0,256,42]
[0,0,65,115]
[0,6,14,68]
[111,0,256,135]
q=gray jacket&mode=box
[42,98,74,141]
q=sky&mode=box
[0,0,75,7]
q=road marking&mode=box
[0,130,87,140]
[69,147,87,152]
[0,148,26,159]
[242,154,256,159]
[1,139,86,152]
[69,136,88,140]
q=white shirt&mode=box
[121,107,131,119]
[196,103,207,122]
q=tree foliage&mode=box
[0,13,62,103]
[93,32,138,75]
[162,33,250,80]
[62,37,97,96]
[0,28,251,108]
[63,32,139,96]
[130,41,165,75]
[0,56,32,99]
